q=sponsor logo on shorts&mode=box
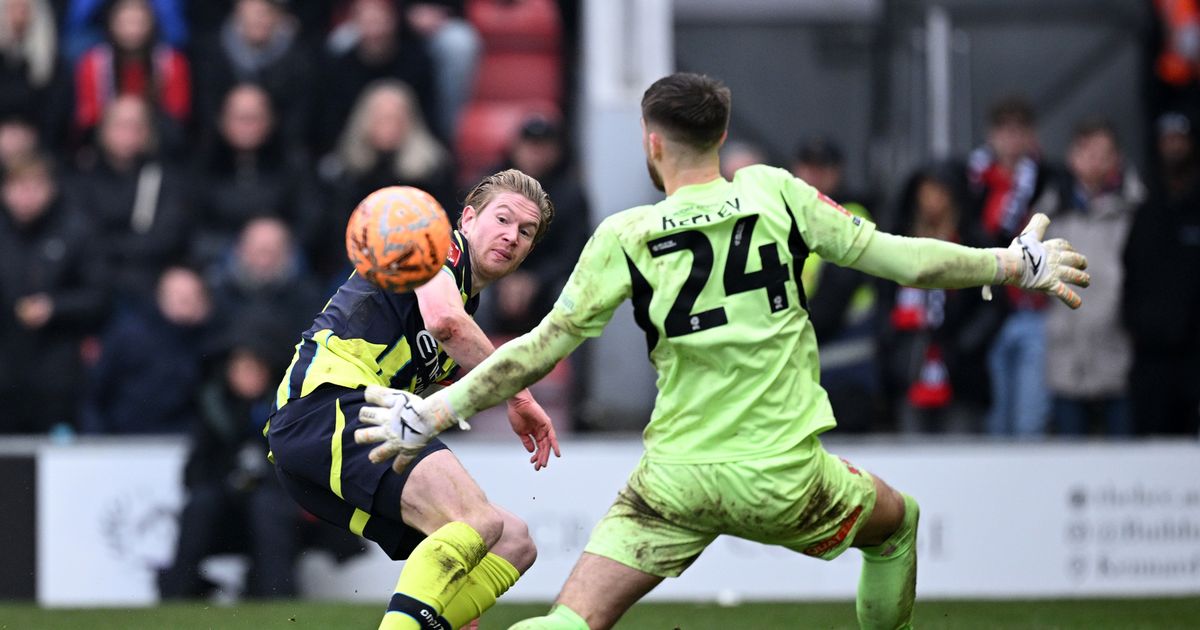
[803,505,864,557]
[840,457,862,476]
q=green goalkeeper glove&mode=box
[984,213,1090,309]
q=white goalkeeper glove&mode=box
[354,386,470,472]
[984,213,1090,309]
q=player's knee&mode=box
[458,503,505,548]
[493,513,537,573]
[854,478,907,547]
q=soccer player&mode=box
[357,74,1091,629]
[265,169,561,630]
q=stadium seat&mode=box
[455,100,561,186]
[472,52,562,102]
[467,0,562,53]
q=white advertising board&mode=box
[36,438,1200,606]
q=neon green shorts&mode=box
[584,436,877,577]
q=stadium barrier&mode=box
[8,436,1199,606]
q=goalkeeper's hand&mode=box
[985,213,1090,309]
[354,386,470,473]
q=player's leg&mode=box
[380,449,534,630]
[511,462,715,630]
[852,474,919,630]
[440,506,536,629]
[510,551,664,630]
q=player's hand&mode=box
[507,391,561,471]
[354,386,443,473]
[990,213,1090,309]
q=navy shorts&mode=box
[267,384,448,560]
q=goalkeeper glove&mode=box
[354,386,469,472]
[984,213,1090,309]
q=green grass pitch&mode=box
[1,598,1198,629]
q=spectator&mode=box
[62,0,186,62]
[480,114,589,335]
[319,78,454,274]
[1148,0,1200,125]
[158,314,303,599]
[315,0,435,155]
[0,112,39,168]
[0,153,108,433]
[206,216,325,339]
[73,0,191,150]
[790,136,882,432]
[879,165,1003,434]
[70,94,191,301]
[1035,119,1143,436]
[191,83,321,267]
[193,0,314,154]
[403,1,479,141]
[1123,111,1200,435]
[0,0,69,144]
[80,265,212,434]
[967,96,1053,437]
[719,139,768,180]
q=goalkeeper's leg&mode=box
[852,477,919,630]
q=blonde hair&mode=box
[461,169,555,244]
[336,79,448,182]
[0,0,56,87]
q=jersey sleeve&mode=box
[548,218,631,337]
[781,171,877,266]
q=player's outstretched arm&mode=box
[847,213,1090,309]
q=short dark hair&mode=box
[988,95,1036,128]
[641,73,731,151]
[1071,116,1119,147]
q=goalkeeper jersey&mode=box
[551,165,876,464]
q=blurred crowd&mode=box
[0,0,588,435]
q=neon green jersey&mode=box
[552,165,876,463]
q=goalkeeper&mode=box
[358,74,1089,630]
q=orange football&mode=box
[345,186,452,292]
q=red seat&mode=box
[455,100,561,186]
[467,0,562,53]
[472,52,561,102]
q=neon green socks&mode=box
[380,521,488,630]
[441,552,521,628]
[508,603,589,630]
[856,493,919,630]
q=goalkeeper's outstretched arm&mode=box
[417,316,586,436]
[848,213,1090,308]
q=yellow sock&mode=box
[380,521,489,630]
[441,552,521,628]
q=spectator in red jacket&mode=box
[73,0,190,149]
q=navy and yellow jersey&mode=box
[271,230,479,416]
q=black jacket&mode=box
[67,154,192,300]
